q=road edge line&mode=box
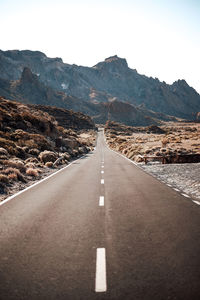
[102,130,198,203]
[0,152,92,207]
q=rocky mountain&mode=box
[0,66,177,126]
[0,49,200,123]
[91,100,177,126]
[0,67,97,115]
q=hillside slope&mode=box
[0,97,96,197]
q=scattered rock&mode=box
[147,125,166,134]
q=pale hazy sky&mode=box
[0,0,200,93]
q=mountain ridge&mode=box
[0,67,178,126]
[0,49,200,124]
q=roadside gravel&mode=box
[140,162,200,200]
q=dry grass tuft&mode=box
[0,174,9,184]
[3,160,26,173]
[161,137,169,147]
[45,162,54,168]
[25,162,36,169]
[26,168,39,177]
[3,167,26,182]
[7,173,18,181]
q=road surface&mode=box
[0,129,200,300]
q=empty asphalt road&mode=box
[0,129,200,300]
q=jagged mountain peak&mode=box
[1,49,47,60]
[93,55,128,72]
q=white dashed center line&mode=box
[101,170,104,174]
[95,248,107,292]
[193,200,200,206]
[99,196,104,206]
[181,193,190,198]
[173,188,180,192]
[101,179,104,184]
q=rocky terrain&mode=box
[1,50,200,123]
[0,67,95,115]
[0,66,179,126]
[105,121,200,163]
[0,97,96,201]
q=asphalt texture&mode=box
[0,129,200,300]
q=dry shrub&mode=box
[3,167,18,175]
[0,174,9,184]
[16,146,26,159]
[0,137,16,152]
[23,139,37,149]
[45,161,54,168]
[57,126,65,133]
[174,137,182,143]
[26,168,39,177]
[28,148,40,156]
[3,160,26,173]
[63,153,71,161]
[0,147,8,156]
[8,173,18,181]
[3,167,26,182]
[161,137,169,147]
[25,162,35,169]
[25,157,39,164]
[39,151,57,163]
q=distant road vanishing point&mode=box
[0,129,200,300]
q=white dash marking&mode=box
[173,188,180,192]
[99,196,104,206]
[101,179,104,184]
[182,193,190,198]
[101,166,104,168]
[193,200,200,206]
[95,248,107,292]
[167,184,172,187]
[101,170,104,174]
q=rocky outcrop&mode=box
[0,68,176,126]
[31,104,95,130]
